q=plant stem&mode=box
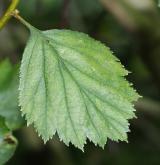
[11,10,32,29]
[0,0,20,30]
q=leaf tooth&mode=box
[70,141,85,152]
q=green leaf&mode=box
[0,117,17,165]
[0,60,25,130]
[19,26,140,150]
[0,59,13,90]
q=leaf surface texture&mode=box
[19,27,139,150]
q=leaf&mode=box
[0,117,17,165]
[19,26,140,150]
[0,59,12,90]
[0,60,25,130]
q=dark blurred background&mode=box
[0,0,160,164]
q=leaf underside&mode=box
[19,27,140,150]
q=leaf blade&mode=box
[19,28,140,150]
[0,117,18,164]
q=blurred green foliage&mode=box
[0,117,18,165]
[0,59,24,131]
[0,0,160,165]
